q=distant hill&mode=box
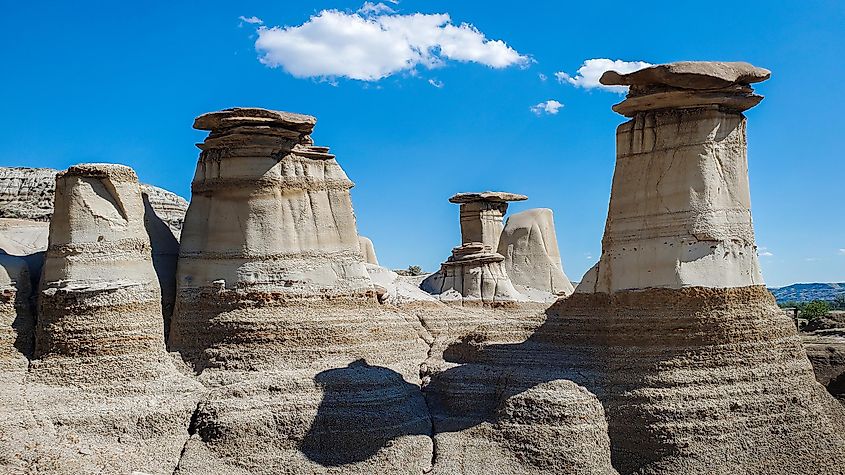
[768,283,845,303]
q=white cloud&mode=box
[530,100,563,116]
[556,58,652,93]
[759,246,774,257]
[239,15,264,26]
[254,6,529,81]
[538,73,547,82]
[838,249,845,255]
[428,78,444,88]
[760,251,774,257]
[358,2,394,15]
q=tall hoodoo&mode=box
[35,164,165,362]
[421,192,526,304]
[170,108,376,364]
[550,61,845,474]
[579,61,769,292]
[168,108,432,473]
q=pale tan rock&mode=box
[422,192,526,305]
[169,108,432,474]
[358,235,379,265]
[498,208,574,297]
[554,61,845,474]
[0,163,202,475]
[0,253,32,371]
[600,61,771,90]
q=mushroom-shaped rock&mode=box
[600,61,771,117]
[497,208,574,297]
[422,191,526,304]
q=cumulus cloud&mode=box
[530,100,563,116]
[254,5,529,81]
[556,58,652,93]
[239,15,263,26]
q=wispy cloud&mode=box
[538,72,547,82]
[253,4,529,82]
[530,99,563,116]
[238,15,264,26]
[428,78,444,88]
[358,2,394,15]
[759,246,774,257]
[839,248,845,255]
[556,58,652,93]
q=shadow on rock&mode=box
[301,359,432,467]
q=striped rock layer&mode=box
[169,108,434,474]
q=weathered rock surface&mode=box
[358,235,379,265]
[0,166,188,322]
[169,108,433,474]
[498,208,574,297]
[0,163,201,475]
[422,192,527,305]
[0,253,32,370]
[559,61,845,474]
[803,330,845,404]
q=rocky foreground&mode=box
[0,61,844,475]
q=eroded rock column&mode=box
[35,164,165,363]
[422,192,526,304]
[551,62,845,474]
[169,108,431,474]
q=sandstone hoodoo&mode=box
[552,61,845,473]
[422,191,527,304]
[168,108,432,473]
[35,164,166,363]
[5,163,201,474]
[497,208,575,296]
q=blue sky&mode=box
[1,1,843,287]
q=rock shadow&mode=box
[302,359,432,467]
[142,193,179,338]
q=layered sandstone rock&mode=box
[169,108,432,474]
[421,192,526,305]
[546,61,845,474]
[0,253,32,370]
[0,163,202,475]
[497,208,574,297]
[0,166,188,321]
[358,235,379,265]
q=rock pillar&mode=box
[421,192,526,304]
[550,61,845,474]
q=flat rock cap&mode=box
[193,107,317,133]
[600,61,771,90]
[449,192,528,204]
[60,163,138,182]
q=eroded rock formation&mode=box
[358,235,379,265]
[422,192,527,305]
[0,253,32,370]
[552,61,845,473]
[1,163,200,474]
[498,208,575,297]
[168,108,432,473]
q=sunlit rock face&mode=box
[168,108,432,474]
[0,163,202,475]
[358,235,379,265]
[498,208,575,297]
[552,61,845,474]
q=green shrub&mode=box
[801,300,831,320]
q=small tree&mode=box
[407,265,423,276]
[801,300,831,320]
[832,294,845,310]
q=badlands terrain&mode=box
[0,61,844,474]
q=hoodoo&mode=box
[498,208,575,296]
[422,192,527,304]
[36,164,165,364]
[169,108,432,473]
[550,61,845,474]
